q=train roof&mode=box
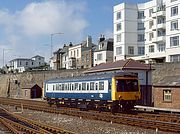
[45,72,137,83]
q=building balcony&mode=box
[152,25,156,31]
[152,36,165,43]
[157,23,166,29]
[152,10,165,18]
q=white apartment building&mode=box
[114,0,180,63]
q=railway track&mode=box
[0,97,180,133]
[0,106,74,134]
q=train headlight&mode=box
[119,95,122,100]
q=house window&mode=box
[138,47,145,55]
[170,54,180,62]
[138,11,145,19]
[171,6,178,16]
[116,23,121,31]
[97,53,102,61]
[138,22,145,30]
[149,33,154,41]
[163,90,172,102]
[20,61,21,66]
[157,17,165,24]
[138,34,145,42]
[149,9,153,17]
[117,11,121,20]
[128,46,134,55]
[171,20,178,30]
[77,49,79,57]
[149,20,154,29]
[158,43,165,52]
[170,36,179,47]
[26,62,28,65]
[25,90,28,96]
[116,47,122,55]
[149,45,154,53]
[116,34,121,42]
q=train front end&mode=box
[112,76,141,110]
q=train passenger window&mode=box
[62,84,64,90]
[69,83,71,90]
[90,82,94,90]
[75,83,78,90]
[53,85,55,91]
[99,82,104,90]
[59,84,62,90]
[46,84,48,91]
[72,83,74,90]
[95,83,98,90]
[87,83,90,90]
[82,83,86,90]
[79,83,82,90]
[56,84,58,90]
[65,84,67,90]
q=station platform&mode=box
[135,105,180,114]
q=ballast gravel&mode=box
[2,105,178,134]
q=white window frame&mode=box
[116,34,121,42]
[171,6,178,16]
[163,90,172,102]
[116,11,121,20]
[171,20,178,31]
[170,36,179,47]
[116,23,121,31]
[149,45,154,53]
[116,47,122,55]
[128,46,134,55]
[138,47,145,55]
[97,53,103,61]
[158,43,165,52]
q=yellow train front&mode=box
[111,75,141,111]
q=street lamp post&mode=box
[2,49,12,67]
[50,32,63,57]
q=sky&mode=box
[0,0,149,67]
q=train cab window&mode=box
[126,80,138,92]
[116,79,138,92]
[87,83,90,90]
[99,82,104,90]
[82,83,86,90]
[75,83,78,90]
[95,83,98,90]
[90,82,94,90]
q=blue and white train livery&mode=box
[44,72,141,111]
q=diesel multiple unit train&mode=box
[44,72,141,111]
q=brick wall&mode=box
[154,87,180,109]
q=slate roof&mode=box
[154,76,180,87]
[84,59,151,73]
[94,38,113,52]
